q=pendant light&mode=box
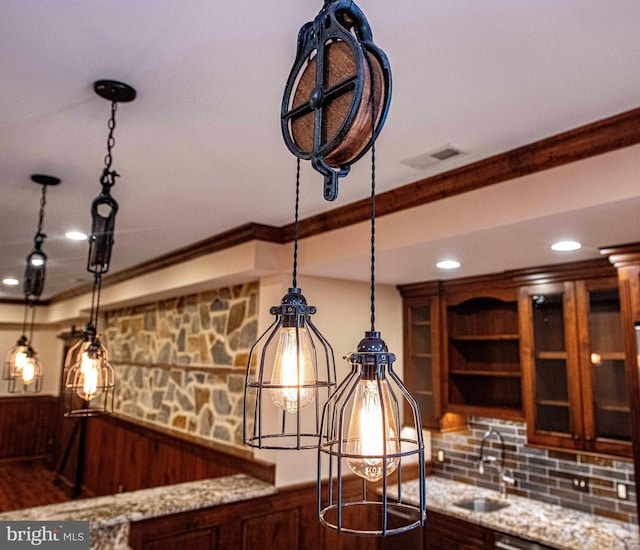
[64,80,135,417]
[4,174,60,393]
[316,4,425,531]
[244,159,336,450]
[317,142,426,535]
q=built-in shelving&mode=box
[445,294,523,418]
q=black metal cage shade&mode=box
[318,331,426,536]
[7,346,43,394]
[3,336,29,380]
[63,338,115,417]
[244,288,336,450]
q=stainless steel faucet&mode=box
[478,429,515,499]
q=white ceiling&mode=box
[1,0,640,299]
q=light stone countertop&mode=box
[396,476,640,550]
[0,474,275,550]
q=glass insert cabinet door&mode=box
[520,282,584,450]
[576,279,631,453]
[519,278,631,456]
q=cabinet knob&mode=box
[573,434,581,441]
[586,436,594,442]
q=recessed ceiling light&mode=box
[2,277,19,286]
[437,260,461,269]
[551,240,582,251]
[65,231,88,241]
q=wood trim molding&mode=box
[111,361,241,376]
[47,107,640,304]
[284,106,640,241]
[0,298,51,306]
[49,223,284,303]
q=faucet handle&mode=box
[501,468,515,485]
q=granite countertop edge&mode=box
[396,476,640,550]
[0,473,276,528]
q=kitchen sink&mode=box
[454,497,510,513]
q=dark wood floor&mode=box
[0,460,80,513]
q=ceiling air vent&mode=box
[400,145,464,170]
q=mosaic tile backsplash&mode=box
[103,282,259,449]
[430,417,637,524]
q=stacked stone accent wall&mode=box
[103,282,259,448]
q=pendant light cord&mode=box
[28,302,36,343]
[370,141,376,333]
[89,273,103,331]
[20,302,29,337]
[292,157,301,288]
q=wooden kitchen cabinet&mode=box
[442,285,523,420]
[399,282,466,432]
[519,276,632,457]
[424,510,494,550]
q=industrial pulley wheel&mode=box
[281,0,391,201]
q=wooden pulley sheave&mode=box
[281,0,391,201]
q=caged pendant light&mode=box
[4,174,60,393]
[244,159,336,450]
[317,144,426,536]
[315,2,426,534]
[64,80,135,417]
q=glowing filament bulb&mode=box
[346,379,400,482]
[21,358,35,384]
[270,326,315,413]
[75,351,103,401]
[14,349,28,370]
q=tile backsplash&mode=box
[430,417,637,524]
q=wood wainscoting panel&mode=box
[80,415,274,496]
[0,396,59,463]
[242,508,300,550]
[143,528,218,550]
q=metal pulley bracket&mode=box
[87,189,118,275]
[281,0,391,201]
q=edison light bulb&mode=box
[75,351,103,401]
[346,379,400,482]
[14,348,28,370]
[270,326,315,413]
[21,358,36,384]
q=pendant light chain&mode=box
[292,157,301,288]
[101,99,120,193]
[104,100,118,174]
[35,184,47,238]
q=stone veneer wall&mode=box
[103,282,259,449]
[430,417,638,524]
